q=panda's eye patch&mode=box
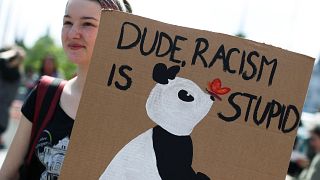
[178,89,194,102]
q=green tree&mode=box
[24,35,76,79]
[235,31,246,39]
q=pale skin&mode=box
[0,0,101,179]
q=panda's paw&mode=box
[196,172,210,180]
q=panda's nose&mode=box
[178,90,194,102]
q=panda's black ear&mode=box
[153,63,180,84]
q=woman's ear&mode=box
[152,63,180,85]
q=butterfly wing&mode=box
[215,87,231,95]
[211,78,221,92]
[211,78,231,95]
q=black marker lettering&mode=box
[155,32,174,57]
[117,22,142,50]
[170,35,187,65]
[107,64,117,86]
[140,29,159,56]
[225,48,240,74]
[191,38,209,68]
[218,92,242,122]
[239,50,246,75]
[242,93,257,122]
[218,91,300,134]
[257,56,278,86]
[266,100,282,129]
[253,96,271,126]
[115,65,133,91]
[281,105,300,133]
[242,51,259,80]
[209,44,226,69]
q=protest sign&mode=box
[60,10,314,180]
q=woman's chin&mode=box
[68,54,87,64]
[70,59,87,66]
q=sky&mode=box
[0,0,319,60]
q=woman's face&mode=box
[310,133,320,152]
[43,58,55,74]
[62,0,101,67]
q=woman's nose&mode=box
[69,25,81,39]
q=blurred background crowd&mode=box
[0,0,320,179]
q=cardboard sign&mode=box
[60,10,314,180]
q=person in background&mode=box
[0,0,132,179]
[298,126,320,180]
[288,122,315,177]
[0,46,25,149]
[22,66,38,98]
[22,54,61,98]
[39,54,61,78]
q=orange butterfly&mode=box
[206,78,231,101]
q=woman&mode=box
[298,126,320,180]
[0,0,131,179]
[39,54,60,78]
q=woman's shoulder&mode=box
[21,76,67,122]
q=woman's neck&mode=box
[72,65,88,95]
[59,64,90,120]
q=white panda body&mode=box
[99,129,161,180]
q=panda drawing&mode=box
[100,63,230,180]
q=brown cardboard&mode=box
[60,10,315,180]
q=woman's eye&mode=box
[83,22,95,27]
[63,21,72,26]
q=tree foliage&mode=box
[24,35,76,79]
[235,31,246,39]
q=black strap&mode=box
[34,78,63,138]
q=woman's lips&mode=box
[68,44,85,50]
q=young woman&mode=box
[0,0,131,179]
